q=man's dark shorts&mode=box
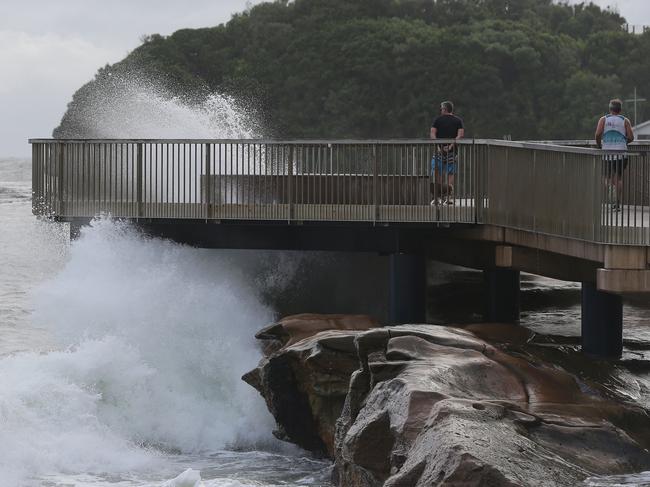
[603,153,628,177]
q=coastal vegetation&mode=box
[55,0,650,140]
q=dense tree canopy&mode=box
[55,0,650,140]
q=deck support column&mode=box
[389,253,426,324]
[484,269,520,322]
[581,283,623,358]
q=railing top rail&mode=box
[479,139,604,155]
[28,137,475,145]
[532,140,650,148]
[28,138,605,155]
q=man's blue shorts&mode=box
[431,154,457,175]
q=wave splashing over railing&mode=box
[54,73,260,140]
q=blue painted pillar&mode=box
[581,283,623,358]
[484,269,520,322]
[389,254,426,324]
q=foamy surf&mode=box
[0,73,336,485]
[0,217,333,486]
[162,469,202,487]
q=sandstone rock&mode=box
[245,317,650,486]
[336,324,650,486]
[243,313,379,456]
[255,313,379,349]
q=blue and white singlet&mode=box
[602,114,628,152]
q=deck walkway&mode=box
[29,138,650,292]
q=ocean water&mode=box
[0,157,332,487]
[5,154,650,485]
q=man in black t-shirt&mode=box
[430,101,464,205]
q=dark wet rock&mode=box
[245,318,650,486]
[243,313,379,456]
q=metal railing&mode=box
[483,140,649,245]
[30,139,650,245]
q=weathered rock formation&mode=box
[244,315,650,486]
[243,313,379,455]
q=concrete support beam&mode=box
[389,253,426,324]
[581,283,623,358]
[604,245,647,269]
[495,245,513,267]
[484,269,520,323]
[503,228,604,263]
[597,269,650,293]
[428,238,497,270]
[494,245,599,283]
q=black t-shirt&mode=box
[432,114,464,139]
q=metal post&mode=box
[581,283,623,358]
[373,145,378,222]
[58,142,65,216]
[287,145,294,222]
[137,143,143,219]
[484,268,520,322]
[205,143,211,220]
[389,253,426,324]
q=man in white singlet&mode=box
[595,98,634,211]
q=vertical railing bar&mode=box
[288,144,293,222]
[205,143,211,220]
[373,144,378,223]
[57,142,64,216]
[137,142,143,219]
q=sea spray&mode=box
[54,73,261,140]
[0,71,335,485]
[0,218,310,484]
[33,218,280,449]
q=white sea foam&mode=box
[162,469,202,487]
[0,218,292,484]
[0,75,334,486]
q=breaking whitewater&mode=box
[0,83,333,486]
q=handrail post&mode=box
[532,149,536,232]
[373,144,378,223]
[287,145,294,222]
[205,143,211,220]
[472,140,478,223]
[32,143,38,215]
[476,140,486,224]
[593,154,600,243]
[137,143,143,219]
[641,151,650,245]
[58,142,65,217]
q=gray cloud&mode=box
[567,0,650,25]
[1,0,261,156]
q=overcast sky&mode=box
[1,0,649,156]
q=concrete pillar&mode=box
[389,253,426,324]
[484,269,520,322]
[581,283,623,358]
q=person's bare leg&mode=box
[609,171,623,210]
[431,171,442,205]
[447,174,455,204]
